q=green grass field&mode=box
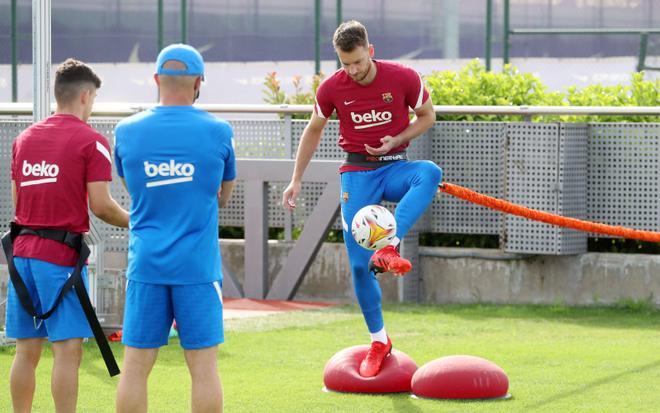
[1,304,659,412]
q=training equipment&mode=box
[351,205,397,250]
[439,182,660,242]
[323,344,417,394]
[411,355,509,399]
[368,245,412,275]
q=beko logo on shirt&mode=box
[350,110,393,129]
[143,160,195,187]
[20,160,60,187]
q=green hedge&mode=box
[263,60,659,122]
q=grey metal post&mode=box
[503,0,510,65]
[400,231,421,302]
[181,0,188,44]
[284,114,293,242]
[158,0,164,52]
[314,0,321,75]
[637,33,648,72]
[335,0,342,69]
[11,0,18,102]
[243,180,268,298]
[485,0,492,71]
[441,0,460,59]
[32,0,51,122]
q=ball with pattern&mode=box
[351,205,397,251]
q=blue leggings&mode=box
[340,160,442,333]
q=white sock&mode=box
[370,327,388,344]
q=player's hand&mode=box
[282,181,301,211]
[364,135,400,155]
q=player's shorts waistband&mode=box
[343,151,407,168]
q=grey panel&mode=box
[587,123,660,235]
[230,119,287,159]
[291,120,344,230]
[557,124,588,254]
[430,122,506,234]
[505,123,562,253]
[504,123,588,254]
[0,119,32,231]
[2,117,658,257]
[88,119,131,252]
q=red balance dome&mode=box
[412,355,509,399]
[323,345,418,394]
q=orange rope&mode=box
[438,182,660,243]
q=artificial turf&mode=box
[1,303,659,412]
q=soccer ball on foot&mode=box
[351,205,397,251]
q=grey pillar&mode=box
[32,0,51,121]
[243,180,268,298]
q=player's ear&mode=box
[368,44,374,58]
[80,88,91,106]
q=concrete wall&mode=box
[418,248,660,306]
[2,242,659,328]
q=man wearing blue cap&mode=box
[114,44,236,413]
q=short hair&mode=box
[54,58,102,105]
[333,20,369,52]
[158,60,198,91]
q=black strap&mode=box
[343,151,407,169]
[1,222,120,377]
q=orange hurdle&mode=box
[438,183,660,243]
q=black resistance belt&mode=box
[344,151,407,169]
[1,222,120,377]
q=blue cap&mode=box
[156,44,204,79]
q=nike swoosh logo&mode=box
[344,100,356,105]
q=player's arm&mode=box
[282,112,328,210]
[88,181,129,228]
[218,180,235,208]
[365,98,435,155]
[400,98,436,143]
[11,180,16,209]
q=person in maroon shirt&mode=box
[282,21,442,377]
[6,59,129,413]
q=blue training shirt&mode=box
[114,106,236,285]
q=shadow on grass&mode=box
[391,394,425,412]
[523,358,660,411]
[80,341,124,380]
[382,303,660,332]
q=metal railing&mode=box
[1,103,659,119]
[505,28,660,72]
[501,0,660,71]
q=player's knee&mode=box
[15,346,42,368]
[419,161,443,185]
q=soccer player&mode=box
[282,21,442,377]
[6,59,129,413]
[114,44,236,413]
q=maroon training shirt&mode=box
[11,114,113,266]
[313,60,430,172]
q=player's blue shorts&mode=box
[122,279,224,350]
[5,257,92,341]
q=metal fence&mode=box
[1,105,659,304]
[2,105,660,256]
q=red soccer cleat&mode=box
[368,245,412,276]
[359,337,393,377]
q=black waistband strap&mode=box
[2,222,120,377]
[344,151,407,168]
